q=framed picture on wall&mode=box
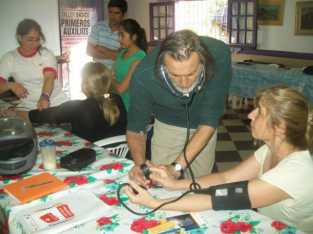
[295,1,313,35]
[257,0,285,25]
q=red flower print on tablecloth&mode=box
[1,220,9,234]
[220,220,238,233]
[56,140,72,146]
[36,131,54,137]
[99,194,119,206]
[64,131,72,137]
[64,175,88,185]
[220,220,253,233]
[99,162,123,171]
[130,217,159,233]
[97,215,119,231]
[236,221,253,232]
[97,216,112,226]
[271,220,287,231]
[103,179,115,184]
[0,175,22,181]
[0,188,4,193]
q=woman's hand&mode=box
[149,165,179,190]
[123,180,160,208]
[128,165,151,188]
[8,82,28,98]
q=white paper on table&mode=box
[12,190,110,234]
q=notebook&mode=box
[14,190,110,234]
[3,172,67,204]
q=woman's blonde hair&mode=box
[81,62,120,126]
[256,85,313,153]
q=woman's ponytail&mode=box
[81,62,121,126]
[100,93,120,126]
[138,27,148,53]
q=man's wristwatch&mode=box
[171,162,184,178]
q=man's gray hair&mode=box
[156,30,214,83]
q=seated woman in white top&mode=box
[124,86,313,233]
[0,18,67,110]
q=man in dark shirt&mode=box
[127,30,231,185]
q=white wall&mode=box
[127,0,150,40]
[257,0,313,53]
[0,0,60,57]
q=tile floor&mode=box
[214,106,258,172]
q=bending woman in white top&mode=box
[125,86,313,233]
[0,18,67,110]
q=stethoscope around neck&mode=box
[159,64,205,105]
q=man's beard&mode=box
[171,77,200,96]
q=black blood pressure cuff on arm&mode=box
[195,181,251,210]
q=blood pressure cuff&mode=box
[195,181,251,210]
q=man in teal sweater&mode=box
[127,30,231,185]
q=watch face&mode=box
[174,163,183,172]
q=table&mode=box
[0,126,303,234]
[229,63,313,104]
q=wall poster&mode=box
[58,0,104,98]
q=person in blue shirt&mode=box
[87,0,128,68]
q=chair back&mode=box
[94,135,129,158]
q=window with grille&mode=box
[149,0,229,44]
[228,0,257,48]
[149,0,257,49]
[149,2,175,43]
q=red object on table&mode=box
[99,162,123,170]
[99,194,119,206]
[271,220,287,231]
[97,216,112,226]
[131,217,159,233]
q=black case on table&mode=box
[60,148,96,171]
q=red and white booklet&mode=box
[13,190,109,234]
